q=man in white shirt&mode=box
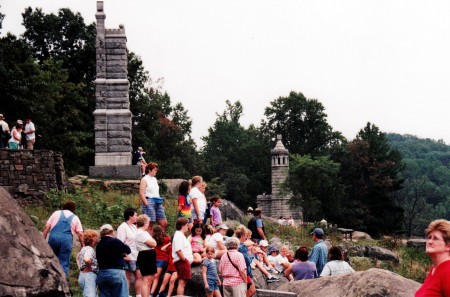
[0,114,10,149]
[24,118,36,150]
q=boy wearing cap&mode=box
[309,228,328,275]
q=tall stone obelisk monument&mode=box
[89,1,139,178]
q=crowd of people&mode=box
[42,160,450,297]
[0,114,37,150]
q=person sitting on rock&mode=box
[284,246,318,280]
[209,224,228,259]
[320,246,355,277]
[272,245,294,281]
[188,222,207,264]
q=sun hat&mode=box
[259,240,269,247]
[99,224,114,232]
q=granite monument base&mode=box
[89,165,141,179]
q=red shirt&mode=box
[415,260,450,297]
[155,236,171,261]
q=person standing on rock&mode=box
[247,208,267,243]
[415,219,450,297]
[43,200,84,277]
[308,227,328,276]
[139,162,168,231]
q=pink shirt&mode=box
[219,250,246,286]
[46,210,83,235]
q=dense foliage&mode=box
[388,134,450,236]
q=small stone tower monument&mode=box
[89,1,139,178]
[257,135,301,219]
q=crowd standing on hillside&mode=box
[0,114,37,150]
[43,162,362,297]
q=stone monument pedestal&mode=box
[89,165,141,179]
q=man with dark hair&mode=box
[247,208,267,243]
[308,227,328,275]
[43,200,84,277]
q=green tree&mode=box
[261,91,345,156]
[339,123,404,236]
[287,155,345,223]
[201,100,270,208]
[18,7,96,174]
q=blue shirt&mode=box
[238,243,253,278]
[202,258,218,280]
[308,240,328,275]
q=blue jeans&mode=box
[96,269,128,297]
[78,272,97,297]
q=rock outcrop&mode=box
[220,199,245,222]
[346,243,400,262]
[278,268,421,297]
[0,186,70,297]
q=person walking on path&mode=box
[247,208,267,243]
[43,200,84,277]
[308,227,328,276]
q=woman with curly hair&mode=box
[77,230,99,297]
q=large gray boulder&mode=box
[220,199,245,222]
[346,243,400,262]
[0,187,70,297]
[277,268,420,297]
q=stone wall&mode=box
[0,149,66,201]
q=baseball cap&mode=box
[259,240,269,247]
[100,224,114,232]
[311,227,324,236]
[216,224,229,230]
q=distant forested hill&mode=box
[387,133,450,236]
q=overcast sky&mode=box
[2,0,450,147]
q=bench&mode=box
[257,289,298,297]
[337,228,354,241]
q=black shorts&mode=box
[137,249,157,276]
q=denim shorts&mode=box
[125,260,138,272]
[207,279,219,292]
[156,259,168,269]
[142,198,166,221]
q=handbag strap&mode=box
[226,252,240,272]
